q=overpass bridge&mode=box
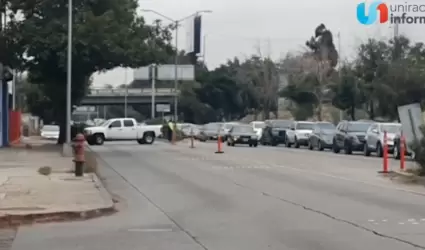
[80,88,177,106]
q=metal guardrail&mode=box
[88,88,178,96]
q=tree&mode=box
[236,52,279,120]
[6,0,174,143]
[304,23,339,120]
[354,38,389,119]
[331,64,366,120]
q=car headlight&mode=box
[251,135,258,140]
[233,136,239,140]
[85,130,92,135]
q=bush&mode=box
[38,166,52,176]
[410,125,425,175]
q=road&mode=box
[10,140,425,250]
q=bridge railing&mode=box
[88,88,178,96]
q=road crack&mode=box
[230,181,425,249]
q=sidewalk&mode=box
[0,139,115,227]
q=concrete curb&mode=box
[0,206,116,228]
[390,169,425,184]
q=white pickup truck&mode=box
[83,118,157,145]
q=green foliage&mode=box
[289,103,314,121]
[5,0,173,143]
[410,126,425,175]
[330,64,366,120]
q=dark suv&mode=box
[333,120,373,154]
[260,120,294,146]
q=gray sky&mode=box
[92,0,424,88]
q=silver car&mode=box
[198,123,226,141]
[364,122,401,157]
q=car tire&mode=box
[393,142,400,159]
[364,143,371,156]
[318,141,324,151]
[87,137,95,146]
[285,139,291,148]
[344,141,352,155]
[231,142,235,147]
[332,140,340,153]
[376,142,383,157]
[142,132,155,145]
[253,143,258,147]
[94,134,104,145]
[227,141,231,146]
[271,139,278,146]
[249,144,253,147]
[308,140,313,150]
[294,137,300,148]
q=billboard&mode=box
[133,66,151,80]
[185,15,202,55]
[398,103,423,147]
[157,65,195,81]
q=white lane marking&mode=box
[408,219,416,222]
[368,219,375,222]
[399,222,405,225]
[382,219,388,222]
[272,164,425,196]
[412,222,420,225]
[128,228,173,232]
[421,218,425,221]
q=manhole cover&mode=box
[0,229,17,250]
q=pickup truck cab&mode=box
[84,118,156,145]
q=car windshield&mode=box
[225,124,234,129]
[317,123,335,130]
[233,126,254,133]
[272,120,292,128]
[296,123,314,130]
[347,122,372,132]
[99,120,111,127]
[205,123,223,130]
[253,122,265,129]
[42,125,59,132]
[381,124,401,133]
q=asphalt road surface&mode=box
[10,140,425,250]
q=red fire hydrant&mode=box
[73,133,85,177]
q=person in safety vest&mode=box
[167,120,174,141]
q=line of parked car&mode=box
[188,119,411,160]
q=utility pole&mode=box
[337,32,344,121]
[63,0,73,156]
[151,64,156,119]
[140,9,212,122]
[124,68,128,118]
[394,22,399,38]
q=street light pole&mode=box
[124,68,128,118]
[64,0,72,155]
[140,9,212,122]
[173,21,178,121]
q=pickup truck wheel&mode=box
[87,138,95,146]
[94,134,104,145]
[142,132,155,145]
[393,142,400,159]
